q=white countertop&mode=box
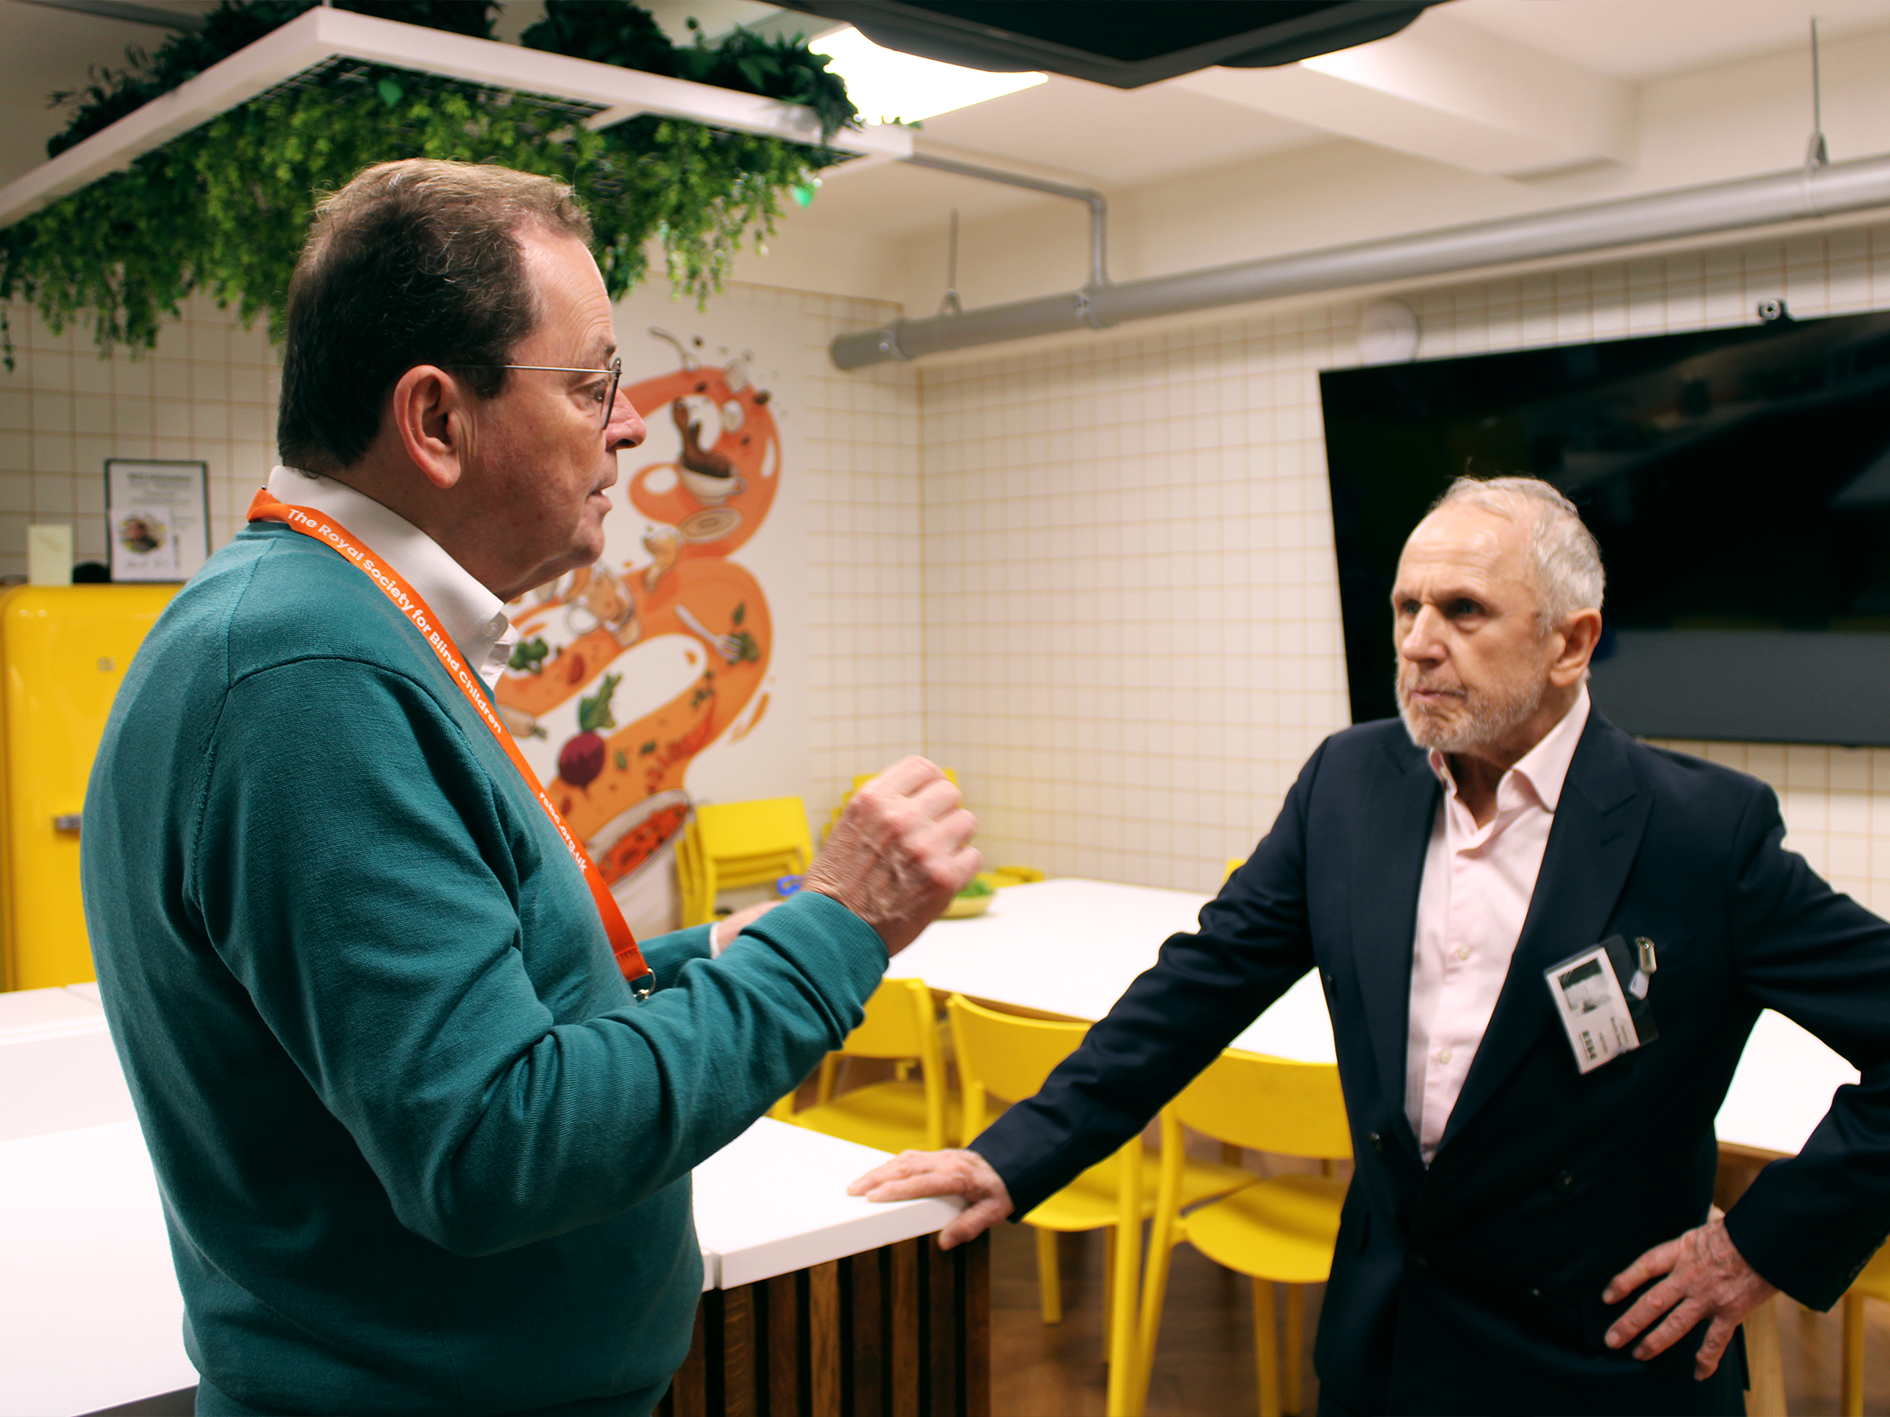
[896,877,1859,1157]
[695,1118,961,1289]
[0,1010,959,1417]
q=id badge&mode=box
[1543,937,1654,1074]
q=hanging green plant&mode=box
[0,0,859,366]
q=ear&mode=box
[388,364,472,491]
[1548,608,1603,688]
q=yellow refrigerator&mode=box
[0,584,178,990]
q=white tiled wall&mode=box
[0,285,928,833]
[9,222,1890,917]
[918,221,1890,912]
[0,296,278,570]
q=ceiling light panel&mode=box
[811,25,1043,124]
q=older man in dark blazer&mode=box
[852,475,1890,1415]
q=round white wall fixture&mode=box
[1359,298,1420,364]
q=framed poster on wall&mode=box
[104,459,210,583]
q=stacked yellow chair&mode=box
[947,994,1251,1417]
[773,977,955,1153]
[1136,1050,1352,1417]
[676,796,813,927]
[1841,1244,1890,1415]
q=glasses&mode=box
[454,357,622,429]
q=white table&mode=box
[0,998,961,1417]
[894,877,1861,1161]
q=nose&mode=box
[606,389,646,451]
[1399,604,1445,663]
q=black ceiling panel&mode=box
[783,2,1447,89]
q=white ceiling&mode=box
[4,0,1890,244]
[1447,0,1890,80]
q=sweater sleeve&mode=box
[189,658,887,1257]
[642,924,715,990]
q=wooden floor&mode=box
[986,1208,1890,1417]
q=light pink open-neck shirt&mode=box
[1405,685,1591,1163]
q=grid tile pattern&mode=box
[0,295,278,572]
[0,285,926,835]
[918,221,1890,906]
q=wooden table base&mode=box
[659,1234,990,1417]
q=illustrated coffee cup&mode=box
[680,467,746,505]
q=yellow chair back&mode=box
[843,977,941,1061]
[1172,1048,1352,1161]
[694,796,812,869]
[1225,857,1246,881]
[947,994,1089,1135]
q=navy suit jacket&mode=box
[973,713,1890,1415]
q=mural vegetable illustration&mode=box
[559,673,622,790]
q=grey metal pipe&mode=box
[902,152,1109,290]
[832,152,1890,370]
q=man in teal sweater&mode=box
[81,159,978,1416]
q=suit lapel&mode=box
[1348,735,1441,1135]
[1435,713,1651,1157]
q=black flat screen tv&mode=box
[1320,310,1890,746]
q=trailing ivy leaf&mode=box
[0,0,860,368]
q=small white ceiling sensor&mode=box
[1359,298,1420,364]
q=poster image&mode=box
[105,460,210,582]
[495,296,806,937]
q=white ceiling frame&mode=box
[0,5,911,230]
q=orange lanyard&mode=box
[247,488,653,994]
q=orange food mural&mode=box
[495,330,782,914]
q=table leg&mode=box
[1742,1294,1785,1417]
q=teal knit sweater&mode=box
[82,522,888,1416]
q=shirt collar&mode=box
[265,467,517,691]
[1427,683,1591,814]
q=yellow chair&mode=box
[1841,1244,1890,1415]
[678,797,813,926]
[773,978,956,1152]
[1226,857,1247,881]
[948,995,1250,1417]
[1137,1050,1351,1417]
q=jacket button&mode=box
[1551,1169,1575,1196]
[1366,1132,1385,1153]
[1405,1250,1429,1271]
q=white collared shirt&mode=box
[1405,685,1592,1163]
[265,467,517,691]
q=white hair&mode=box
[1432,475,1605,631]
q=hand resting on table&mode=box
[849,1149,1013,1249]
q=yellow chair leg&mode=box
[1036,1226,1063,1325]
[1843,1292,1865,1417]
[1283,1284,1305,1415]
[816,1054,840,1105]
[1105,1218,1143,1417]
[1253,1277,1281,1417]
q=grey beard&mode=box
[1395,662,1546,755]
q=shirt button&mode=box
[1456,946,1471,960]
[1437,1049,1452,1064]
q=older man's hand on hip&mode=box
[1602,1212,1778,1379]
[804,757,980,956]
[848,1149,1014,1249]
